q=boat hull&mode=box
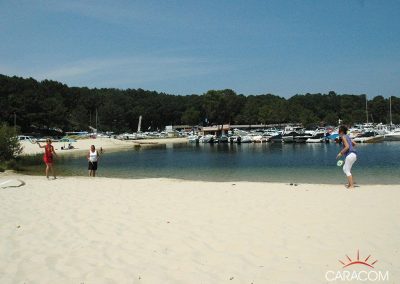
[354,135,384,143]
[384,134,400,141]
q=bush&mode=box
[5,159,18,170]
[0,123,22,162]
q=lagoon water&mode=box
[26,142,400,184]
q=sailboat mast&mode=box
[95,108,98,133]
[137,115,142,133]
[389,96,393,126]
[365,95,368,123]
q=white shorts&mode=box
[343,152,357,177]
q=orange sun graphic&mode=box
[339,250,378,268]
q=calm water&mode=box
[25,142,400,184]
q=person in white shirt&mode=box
[87,145,100,177]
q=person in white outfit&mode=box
[87,145,100,177]
[336,126,357,188]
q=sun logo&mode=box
[339,250,378,268]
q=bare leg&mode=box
[45,164,49,178]
[93,170,96,177]
[49,165,56,179]
[346,175,354,188]
[88,170,91,177]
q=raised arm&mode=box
[37,142,45,148]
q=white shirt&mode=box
[89,150,98,162]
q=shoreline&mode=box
[19,137,188,156]
[2,171,399,187]
[0,170,400,187]
[1,174,399,283]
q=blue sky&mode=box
[0,0,399,97]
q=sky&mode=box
[0,0,399,97]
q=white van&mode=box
[17,135,35,142]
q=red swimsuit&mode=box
[43,145,53,164]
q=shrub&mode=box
[5,159,18,170]
[0,123,22,162]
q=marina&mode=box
[183,123,400,144]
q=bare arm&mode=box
[337,137,349,159]
[341,137,350,154]
[37,142,45,148]
[51,146,57,157]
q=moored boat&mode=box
[270,134,283,143]
[353,131,384,143]
[199,134,214,143]
[187,135,199,143]
[384,128,400,141]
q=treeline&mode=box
[0,74,399,134]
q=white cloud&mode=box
[33,55,228,87]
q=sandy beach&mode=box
[20,138,188,156]
[0,174,399,283]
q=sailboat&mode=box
[384,96,400,141]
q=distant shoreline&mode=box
[19,137,188,157]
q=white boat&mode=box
[229,136,238,143]
[306,138,324,143]
[251,135,267,143]
[187,135,199,143]
[117,133,137,140]
[282,132,310,143]
[240,135,253,143]
[283,126,305,135]
[199,134,214,143]
[384,128,400,141]
[306,131,326,143]
[96,133,112,138]
[353,132,384,143]
[218,135,229,143]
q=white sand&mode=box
[20,137,188,156]
[0,174,399,283]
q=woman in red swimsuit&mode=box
[38,138,57,179]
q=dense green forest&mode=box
[0,74,399,134]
